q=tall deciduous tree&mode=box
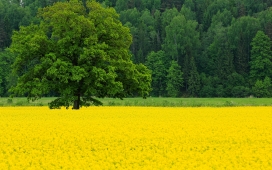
[10,1,151,109]
[228,16,261,76]
[208,24,234,80]
[163,14,199,92]
[161,8,179,42]
[202,0,231,31]
[180,4,196,21]
[249,30,272,84]
[163,14,199,63]
[166,60,183,97]
[146,50,167,97]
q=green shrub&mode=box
[231,86,250,97]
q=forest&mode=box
[1,0,272,98]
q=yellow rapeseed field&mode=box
[0,107,271,169]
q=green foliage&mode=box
[252,77,272,97]
[207,23,234,80]
[1,0,272,98]
[161,8,179,41]
[231,86,250,97]
[163,14,199,62]
[146,50,167,96]
[187,57,200,96]
[203,0,231,31]
[199,85,214,97]
[211,9,233,27]
[115,0,128,12]
[215,85,225,97]
[9,1,151,109]
[228,16,261,75]
[250,31,272,84]
[163,13,200,92]
[166,60,183,97]
[0,49,16,97]
[180,5,196,20]
[257,7,272,40]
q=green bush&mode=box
[231,86,250,97]
[199,85,215,97]
[252,77,272,97]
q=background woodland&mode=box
[1,0,272,97]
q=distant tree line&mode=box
[1,0,272,97]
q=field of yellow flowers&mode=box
[0,106,272,169]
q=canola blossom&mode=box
[0,106,272,169]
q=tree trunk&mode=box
[73,94,80,110]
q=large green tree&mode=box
[10,1,151,109]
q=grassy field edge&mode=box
[0,97,272,107]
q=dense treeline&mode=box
[1,0,272,97]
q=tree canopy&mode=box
[9,0,151,109]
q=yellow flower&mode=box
[0,106,271,169]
